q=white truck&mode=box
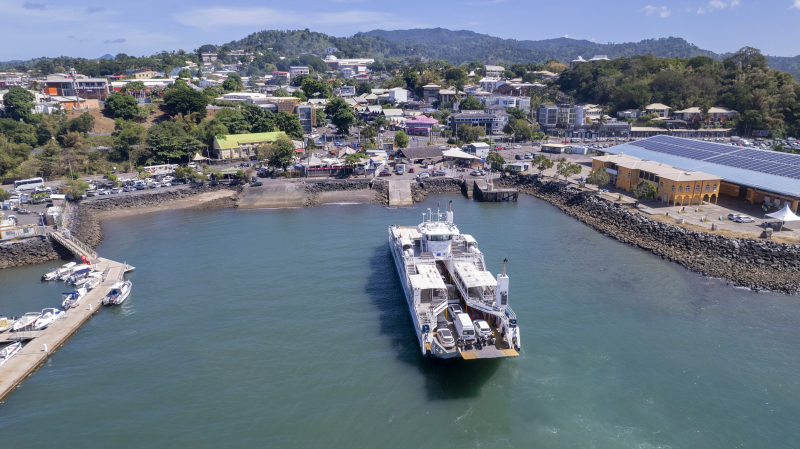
[454,313,476,343]
[395,163,406,175]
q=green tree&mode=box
[556,157,582,182]
[3,87,35,121]
[146,121,202,162]
[486,151,505,170]
[292,90,308,102]
[105,92,139,120]
[274,112,304,140]
[215,107,251,134]
[315,108,326,125]
[506,107,526,120]
[324,97,356,135]
[586,166,610,189]
[533,154,554,178]
[356,82,372,96]
[163,83,208,121]
[503,118,534,141]
[394,130,409,148]
[63,178,89,197]
[124,81,147,94]
[222,74,243,92]
[113,119,146,151]
[191,118,229,146]
[265,135,297,170]
[633,180,657,199]
[456,125,485,143]
[459,95,483,110]
[272,89,290,97]
[0,188,12,201]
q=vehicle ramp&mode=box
[388,180,413,207]
[237,182,306,209]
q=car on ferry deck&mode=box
[436,328,455,348]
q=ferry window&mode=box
[695,185,700,192]
[678,186,682,193]
[705,185,710,192]
[671,185,675,192]
[427,234,451,241]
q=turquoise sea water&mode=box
[1,194,798,448]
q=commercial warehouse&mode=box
[594,135,800,212]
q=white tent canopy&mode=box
[765,204,800,222]
[192,153,209,161]
[408,264,447,290]
[443,148,479,159]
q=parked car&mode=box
[524,153,533,159]
[408,167,415,173]
[735,215,755,223]
[470,170,481,176]
[512,144,521,149]
[251,180,263,187]
[379,169,392,177]
[123,186,136,192]
[417,172,430,178]
[515,154,523,160]
[436,328,455,349]
[110,188,122,194]
[727,213,741,220]
[97,189,110,195]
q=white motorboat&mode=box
[57,264,87,281]
[0,316,17,333]
[33,308,64,330]
[42,262,77,281]
[0,341,22,367]
[62,288,88,310]
[75,272,103,290]
[67,267,95,284]
[102,281,132,306]
[12,312,40,332]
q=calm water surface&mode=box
[1,194,798,448]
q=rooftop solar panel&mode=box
[629,136,800,179]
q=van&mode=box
[396,163,405,175]
[454,313,475,342]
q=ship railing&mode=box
[464,297,516,320]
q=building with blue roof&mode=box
[592,136,800,212]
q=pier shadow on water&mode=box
[366,245,501,400]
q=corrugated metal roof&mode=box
[214,132,285,150]
[604,143,800,197]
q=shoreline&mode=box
[2,177,799,294]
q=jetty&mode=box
[473,179,518,202]
[388,180,413,207]
[0,231,131,402]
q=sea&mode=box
[0,194,798,448]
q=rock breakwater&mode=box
[500,175,800,294]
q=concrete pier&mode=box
[0,233,131,403]
[474,180,518,202]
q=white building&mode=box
[479,77,505,93]
[484,65,505,77]
[289,66,310,77]
[388,88,407,103]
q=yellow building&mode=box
[592,154,723,206]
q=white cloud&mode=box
[791,0,800,9]
[697,0,740,14]
[176,7,399,29]
[639,5,671,17]
[85,6,104,13]
[22,1,46,10]
[104,38,126,44]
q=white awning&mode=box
[443,148,479,159]
[454,262,496,288]
[409,264,446,290]
[765,204,800,222]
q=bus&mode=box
[14,177,45,191]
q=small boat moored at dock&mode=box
[33,308,64,330]
[102,281,132,306]
[0,317,17,333]
[42,262,77,281]
[62,288,88,310]
[12,312,41,332]
[0,342,22,367]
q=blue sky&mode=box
[2,0,800,60]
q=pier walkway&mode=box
[0,252,130,402]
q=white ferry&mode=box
[388,202,520,360]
